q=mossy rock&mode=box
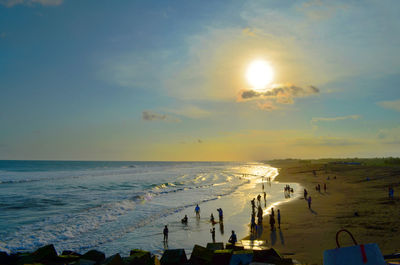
[32,244,58,262]
[190,245,213,265]
[101,253,123,265]
[81,250,106,264]
[206,243,224,251]
[74,259,97,265]
[160,249,187,265]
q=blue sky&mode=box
[1,0,399,160]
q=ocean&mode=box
[0,161,300,256]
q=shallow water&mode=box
[0,161,300,256]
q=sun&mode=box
[246,60,274,90]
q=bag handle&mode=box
[336,229,358,248]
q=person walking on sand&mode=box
[324,183,327,192]
[210,227,216,243]
[304,189,308,199]
[257,194,261,205]
[250,213,256,233]
[195,204,200,218]
[308,196,312,209]
[277,209,281,229]
[228,230,237,245]
[163,225,169,242]
[269,214,275,231]
[271,207,275,217]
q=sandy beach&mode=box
[245,159,400,265]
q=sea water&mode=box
[0,161,300,256]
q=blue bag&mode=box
[323,229,386,265]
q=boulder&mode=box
[206,243,224,251]
[189,245,213,265]
[58,254,81,263]
[81,250,106,264]
[124,249,152,265]
[211,249,232,265]
[62,250,82,256]
[252,248,284,264]
[32,244,58,262]
[102,253,123,265]
[0,251,10,265]
[16,252,36,265]
[75,259,97,265]
[160,249,187,265]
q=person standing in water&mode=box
[195,204,200,218]
[210,227,216,243]
[210,213,215,224]
[163,225,169,242]
[217,208,223,222]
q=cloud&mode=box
[142,111,180,122]
[256,101,278,111]
[0,0,63,7]
[298,0,348,20]
[377,99,400,112]
[310,114,360,130]
[311,115,360,123]
[377,127,400,144]
[242,27,257,37]
[238,84,319,105]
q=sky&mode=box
[0,0,400,161]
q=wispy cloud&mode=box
[310,115,360,129]
[0,0,63,7]
[311,115,360,123]
[377,99,400,112]
[239,85,319,101]
[142,111,180,122]
[377,127,400,145]
[238,84,319,110]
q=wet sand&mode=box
[244,159,400,265]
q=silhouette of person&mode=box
[210,227,216,243]
[228,230,237,245]
[163,225,168,242]
[277,209,281,228]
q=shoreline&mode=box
[243,159,400,265]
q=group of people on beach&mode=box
[250,178,283,236]
[163,204,226,244]
[315,183,327,193]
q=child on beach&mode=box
[195,204,200,218]
[210,227,216,243]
